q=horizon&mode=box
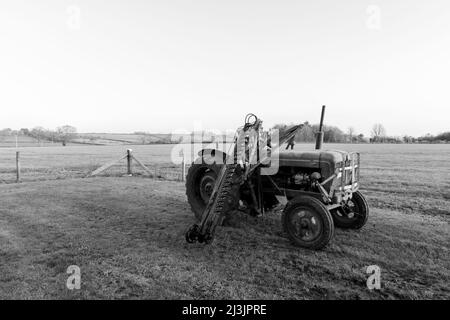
[1,119,445,138]
[1,1,449,137]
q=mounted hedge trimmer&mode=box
[185,107,368,250]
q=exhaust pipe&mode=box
[315,105,326,150]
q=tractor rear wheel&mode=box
[185,162,241,223]
[282,196,334,250]
[330,191,369,229]
[185,163,221,220]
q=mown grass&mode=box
[0,143,449,299]
[0,177,448,300]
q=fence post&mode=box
[181,152,186,182]
[127,149,132,175]
[16,151,21,183]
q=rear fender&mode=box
[195,149,229,165]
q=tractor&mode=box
[184,106,369,250]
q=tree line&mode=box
[273,122,366,143]
[1,123,449,145]
[416,132,450,143]
[273,122,450,144]
[0,125,78,146]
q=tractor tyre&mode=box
[282,196,334,250]
[330,191,369,229]
[185,162,241,224]
[185,162,221,221]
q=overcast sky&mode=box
[1,0,449,137]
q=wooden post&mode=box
[16,151,20,183]
[127,149,132,175]
[181,152,186,182]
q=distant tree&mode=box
[19,128,30,136]
[56,125,77,146]
[356,133,367,143]
[0,128,12,136]
[371,124,387,143]
[347,127,356,143]
[30,126,47,143]
[418,131,450,143]
[0,128,10,142]
[403,135,415,144]
[297,122,315,142]
[273,122,347,143]
[418,133,433,143]
[46,129,58,143]
[435,131,450,142]
[310,125,345,143]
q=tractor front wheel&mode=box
[282,196,334,250]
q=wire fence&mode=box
[0,148,190,184]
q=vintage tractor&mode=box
[184,106,369,250]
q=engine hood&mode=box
[276,149,348,169]
[198,148,349,172]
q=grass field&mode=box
[0,143,449,299]
[74,133,173,145]
[0,133,173,148]
[0,144,185,182]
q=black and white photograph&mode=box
[0,0,449,306]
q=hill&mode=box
[75,133,174,146]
